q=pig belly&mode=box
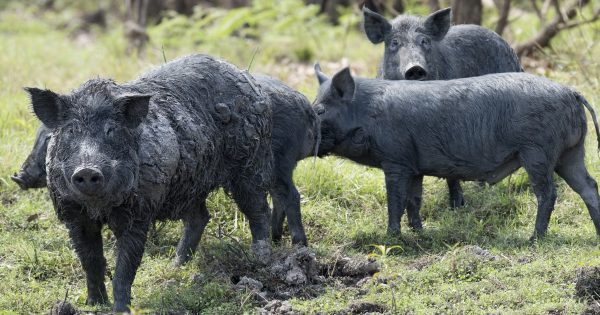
[422,155,521,184]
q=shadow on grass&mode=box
[351,202,599,258]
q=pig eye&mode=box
[389,38,400,48]
[420,37,430,46]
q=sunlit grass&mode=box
[0,1,599,313]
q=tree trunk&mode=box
[494,0,510,35]
[362,0,404,16]
[514,0,598,57]
[451,0,482,25]
[125,0,150,55]
[306,0,350,23]
[429,0,440,12]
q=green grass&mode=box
[1,1,600,314]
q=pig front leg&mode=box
[406,175,424,230]
[65,218,108,305]
[383,163,413,235]
[110,220,150,313]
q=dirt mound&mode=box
[48,301,80,315]
[576,267,600,301]
[47,245,381,314]
[244,246,378,297]
[325,301,387,315]
[208,244,380,313]
[258,300,300,315]
[461,245,498,261]
[582,301,600,315]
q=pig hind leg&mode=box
[232,185,270,242]
[174,197,211,266]
[519,148,558,239]
[270,161,307,246]
[406,175,423,230]
[232,182,272,263]
[447,179,465,208]
[555,144,600,236]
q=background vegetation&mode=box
[0,0,599,313]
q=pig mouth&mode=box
[316,129,336,157]
[11,169,47,190]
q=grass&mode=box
[0,1,600,313]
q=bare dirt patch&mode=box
[203,244,381,313]
[45,244,382,314]
[576,267,600,301]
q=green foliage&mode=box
[150,0,362,64]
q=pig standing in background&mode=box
[24,54,273,312]
[314,67,600,239]
[361,7,523,210]
[11,125,50,190]
[254,75,319,246]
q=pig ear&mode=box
[115,94,152,128]
[314,62,329,85]
[423,7,451,40]
[25,87,64,129]
[331,67,355,101]
[363,6,392,44]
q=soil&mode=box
[46,245,382,314]
[576,267,600,302]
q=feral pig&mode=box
[25,54,273,312]
[313,67,600,239]
[13,75,320,246]
[362,7,523,208]
[11,124,50,189]
[363,7,522,81]
[255,75,319,246]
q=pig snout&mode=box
[404,64,428,81]
[71,167,105,196]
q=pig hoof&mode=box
[449,196,465,209]
[251,240,272,265]
[386,228,401,237]
[113,305,130,314]
[86,294,109,306]
[529,232,546,243]
[409,222,423,231]
[271,234,283,245]
[291,236,308,247]
[172,256,187,267]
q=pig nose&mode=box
[71,167,105,195]
[405,65,427,81]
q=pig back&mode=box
[436,25,522,79]
[377,73,586,165]
[127,55,273,219]
[255,74,319,162]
